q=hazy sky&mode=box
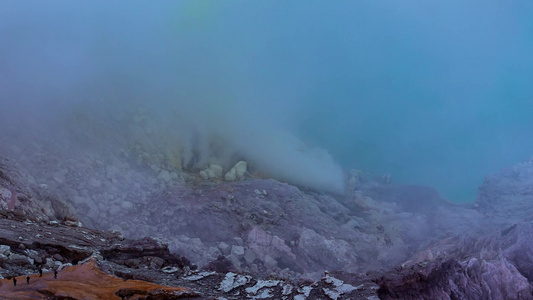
[1,1,533,200]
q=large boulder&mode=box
[224,161,247,181]
[200,164,224,180]
[209,164,223,178]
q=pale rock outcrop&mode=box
[231,245,245,257]
[199,170,209,180]
[209,164,223,178]
[246,226,296,265]
[234,161,247,178]
[477,158,533,227]
[298,228,358,271]
[200,164,224,180]
[224,161,247,181]
[217,242,231,255]
[224,169,236,181]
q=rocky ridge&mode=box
[0,155,384,299]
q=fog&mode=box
[1,1,533,200]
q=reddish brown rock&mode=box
[0,259,198,299]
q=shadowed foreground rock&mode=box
[0,259,198,299]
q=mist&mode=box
[1,1,533,200]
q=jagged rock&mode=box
[203,256,237,273]
[224,168,236,181]
[233,237,244,246]
[322,274,359,300]
[298,228,357,271]
[224,161,247,181]
[8,253,32,265]
[246,226,295,265]
[375,222,533,299]
[53,254,64,262]
[199,165,224,180]
[219,272,251,293]
[244,248,256,264]
[477,158,533,227]
[207,246,222,260]
[209,164,223,178]
[231,245,244,257]
[245,279,280,295]
[217,242,230,255]
[234,161,247,179]
[227,254,242,271]
[182,270,216,281]
[44,258,54,268]
[149,256,165,269]
[169,236,214,267]
[263,254,277,269]
[124,258,141,268]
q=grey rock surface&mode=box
[4,146,533,298]
[477,158,533,227]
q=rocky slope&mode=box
[0,145,475,279]
[2,149,533,299]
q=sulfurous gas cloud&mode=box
[0,1,345,193]
[1,1,533,199]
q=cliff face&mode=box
[2,154,533,299]
[477,159,533,226]
[375,158,533,300]
[375,223,533,299]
